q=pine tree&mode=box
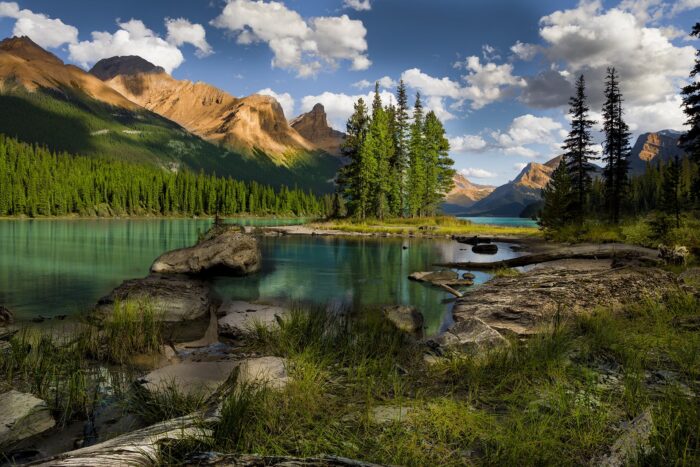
[562,75,596,220]
[364,83,393,219]
[601,67,631,224]
[421,111,454,215]
[393,80,410,216]
[660,156,683,228]
[539,160,573,232]
[338,98,370,217]
[407,93,426,217]
[680,22,700,199]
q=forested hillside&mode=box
[0,135,330,217]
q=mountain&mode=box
[290,103,346,156]
[90,56,326,166]
[465,157,561,217]
[0,37,338,191]
[629,130,685,174]
[442,173,495,214]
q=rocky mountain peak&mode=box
[89,56,165,81]
[290,103,345,156]
[0,36,62,64]
[630,130,685,174]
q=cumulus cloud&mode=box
[165,18,213,57]
[519,70,572,108]
[0,1,78,48]
[211,0,370,77]
[351,79,372,89]
[513,162,528,172]
[459,56,525,109]
[491,114,565,159]
[257,87,295,118]
[536,1,695,108]
[626,94,687,133]
[68,19,185,73]
[344,0,371,11]
[510,41,538,61]
[449,134,488,152]
[300,90,394,130]
[481,44,501,61]
[460,168,497,179]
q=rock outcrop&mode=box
[290,103,346,157]
[151,228,261,276]
[629,130,685,175]
[408,270,474,287]
[0,390,56,449]
[217,301,288,339]
[383,305,424,335]
[442,173,495,214]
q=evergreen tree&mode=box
[660,156,683,228]
[363,83,393,219]
[562,75,596,220]
[421,111,455,215]
[601,67,631,224]
[680,22,700,199]
[407,93,426,217]
[539,160,574,232]
[393,80,411,216]
[338,98,370,217]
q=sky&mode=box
[0,0,698,185]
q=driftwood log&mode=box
[436,245,661,270]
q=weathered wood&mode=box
[437,283,463,298]
[436,246,660,270]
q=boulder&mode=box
[383,305,424,335]
[658,244,689,266]
[94,274,214,323]
[438,317,509,353]
[217,301,288,339]
[472,244,499,254]
[0,390,56,448]
[151,228,261,276]
[600,409,653,466]
[141,356,288,397]
[409,270,474,287]
[0,305,13,326]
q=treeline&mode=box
[541,21,700,233]
[0,135,332,217]
[337,83,455,219]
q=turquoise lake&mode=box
[0,219,521,335]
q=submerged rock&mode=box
[0,390,56,448]
[383,305,424,335]
[217,300,288,339]
[472,244,499,254]
[151,227,261,276]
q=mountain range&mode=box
[0,36,340,192]
[0,36,688,215]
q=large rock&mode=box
[141,356,288,396]
[151,228,261,276]
[217,301,288,339]
[383,305,424,335]
[409,270,474,287]
[438,317,509,353]
[94,274,214,323]
[0,390,56,448]
[443,263,677,351]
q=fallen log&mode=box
[436,246,660,270]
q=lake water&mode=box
[459,217,539,228]
[0,219,521,335]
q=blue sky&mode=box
[1,0,698,184]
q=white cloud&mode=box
[538,1,695,108]
[257,88,295,118]
[460,167,496,179]
[510,41,538,61]
[481,44,501,61]
[401,68,462,99]
[165,18,213,57]
[351,79,372,89]
[68,19,185,73]
[492,114,565,159]
[670,0,700,16]
[300,90,394,130]
[513,162,528,172]
[459,56,525,109]
[211,0,370,77]
[377,76,397,89]
[626,94,687,133]
[450,135,488,152]
[344,0,372,11]
[0,1,78,49]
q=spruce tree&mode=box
[422,111,454,215]
[338,98,370,217]
[563,74,596,220]
[407,93,426,217]
[680,22,700,199]
[601,67,631,224]
[365,83,393,219]
[393,80,410,216]
[660,156,683,228]
[539,160,573,232]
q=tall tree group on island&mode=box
[338,82,455,219]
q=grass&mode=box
[155,293,700,466]
[316,216,540,237]
[0,298,165,425]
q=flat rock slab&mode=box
[151,229,261,276]
[94,274,213,323]
[141,356,288,396]
[443,265,677,351]
[409,270,473,288]
[0,390,56,448]
[218,301,288,338]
